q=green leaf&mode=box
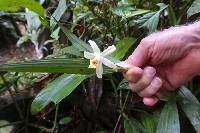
[187,0,200,17]
[156,96,180,133]
[31,74,86,114]
[59,117,72,125]
[140,113,156,133]
[167,5,177,26]
[111,5,149,19]
[0,0,48,27]
[112,37,136,60]
[178,86,200,132]
[137,3,168,32]
[50,0,67,30]
[124,118,147,133]
[61,46,83,57]
[0,120,14,133]
[117,79,129,90]
[0,58,112,74]
[59,24,92,52]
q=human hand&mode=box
[124,23,200,106]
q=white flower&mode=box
[84,40,117,78]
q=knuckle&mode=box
[141,79,150,87]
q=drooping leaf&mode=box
[0,0,48,27]
[59,117,72,125]
[111,5,149,19]
[59,24,92,52]
[137,3,168,32]
[0,58,112,74]
[124,118,147,133]
[31,74,86,114]
[50,0,67,30]
[187,0,200,17]
[112,37,136,60]
[178,86,200,132]
[156,95,180,133]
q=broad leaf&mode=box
[59,24,92,52]
[178,86,200,132]
[50,0,67,30]
[111,5,149,19]
[31,74,86,114]
[59,117,72,125]
[140,113,156,133]
[156,96,180,133]
[124,118,147,133]
[0,58,112,74]
[112,37,136,60]
[137,3,168,32]
[0,0,48,26]
[187,0,200,17]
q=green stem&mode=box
[113,91,130,133]
[28,123,52,133]
[52,104,59,132]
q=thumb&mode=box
[125,39,151,67]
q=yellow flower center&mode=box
[89,58,99,68]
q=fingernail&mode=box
[151,77,162,88]
[144,67,156,77]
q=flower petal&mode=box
[88,40,100,54]
[102,58,117,69]
[84,51,95,59]
[96,62,103,78]
[101,45,116,56]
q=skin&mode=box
[123,21,200,106]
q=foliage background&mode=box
[0,0,200,133]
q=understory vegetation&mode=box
[0,0,200,133]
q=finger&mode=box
[129,66,156,92]
[123,67,143,82]
[143,96,159,106]
[143,88,165,106]
[125,39,152,67]
[138,77,162,97]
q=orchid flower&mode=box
[84,40,117,78]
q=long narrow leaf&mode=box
[50,0,67,29]
[178,86,200,132]
[31,74,86,114]
[156,96,180,133]
[59,24,92,52]
[0,58,112,74]
[112,37,136,60]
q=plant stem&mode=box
[28,123,52,133]
[52,104,59,132]
[113,90,130,133]
[0,74,25,121]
